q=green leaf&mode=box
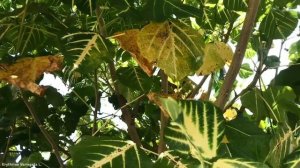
[273,64,300,96]
[19,152,43,167]
[273,0,300,8]
[159,98,225,159]
[289,40,300,63]
[154,151,201,168]
[265,55,280,69]
[141,0,203,21]
[259,9,298,41]
[225,115,271,161]
[239,63,253,79]
[266,124,296,168]
[213,158,269,168]
[282,147,300,168]
[241,86,300,122]
[70,136,153,168]
[137,21,205,80]
[44,86,64,107]
[62,33,112,74]
[165,123,191,155]
[116,66,158,92]
[223,0,247,11]
[215,8,240,25]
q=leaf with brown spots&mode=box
[114,30,153,76]
[0,55,63,96]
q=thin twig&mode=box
[225,41,267,110]
[0,123,15,165]
[92,69,101,134]
[215,0,261,110]
[187,75,209,98]
[22,93,65,168]
[223,21,234,43]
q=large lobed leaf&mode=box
[138,21,204,80]
[62,33,112,75]
[70,136,152,168]
[153,96,225,160]
[115,21,205,81]
[114,30,153,76]
[225,115,271,162]
[259,9,298,41]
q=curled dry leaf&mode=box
[0,55,63,96]
[113,30,153,76]
[197,42,233,75]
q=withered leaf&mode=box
[0,55,63,96]
[114,30,153,76]
[197,42,233,75]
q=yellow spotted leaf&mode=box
[113,30,153,76]
[0,55,63,96]
[137,21,204,80]
[197,42,233,75]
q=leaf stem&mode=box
[215,0,261,110]
[22,93,65,168]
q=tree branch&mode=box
[187,75,209,99]
[158,70,169,153]
[96,5,142,146]
[22,93,65,168]
[215,0,261,110]
[204,73,214,101]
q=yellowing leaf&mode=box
[0,55,63,95]
[137,21,204,80]
[197,42,233,75]
[113,30,153,76]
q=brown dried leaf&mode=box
[114,30,153,76]
[0,55,63,96]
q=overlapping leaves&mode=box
[62,33,112,75]
[150,95,225,159]
[241,86,300,122]
[265,124,296,168]
[70,136,152,168]
[115,21,205,80]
